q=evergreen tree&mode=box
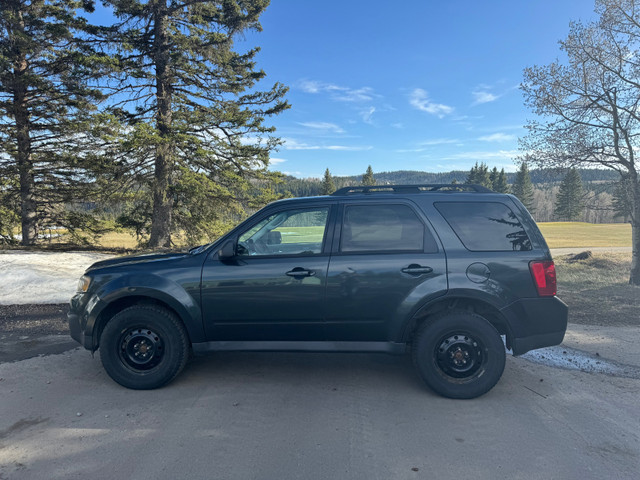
[320,168,335,195]
[0,0,105,245]
[512,162,535,212]
[613,175,634,222]
[489,167,499,189]
[555,168,585,221]
[362,165,376,186]
[465,162,491,188]
[99,0,289,247]
[492,168,510,193]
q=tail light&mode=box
[529,261,557,296]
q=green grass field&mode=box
[537,222,631,248]
[274,226,326,244]
[19,221,632,250]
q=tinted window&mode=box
[435,202,532,251]
[340,204,433,253]
[238,207,329,256]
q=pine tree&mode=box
[320,168,335,195]
[362,165,376,186]
[492,168,509,193]
[489,167,498,189]
[613,175,634,222]
[555,168,585,221]
[512,162,535,212]
[465,162,491,188]
[99,0,289,247]
[0,0,105,245]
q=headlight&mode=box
[77,275,91,293]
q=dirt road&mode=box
[1,299,639,479]
[1,338,639,479]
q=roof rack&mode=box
[331,184,493,195]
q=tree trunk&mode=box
[630,176,640,286]
[13,9,37,246]
[148,2,173,248]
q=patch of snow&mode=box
[0,251,114,305]
[518,345,640,380]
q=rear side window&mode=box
[340,204,436,253]
[435,202,532,251]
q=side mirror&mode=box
[217,240,235,260]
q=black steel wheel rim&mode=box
[119,327,164,371]
[435,333,484,379]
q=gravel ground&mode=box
[0,304,74,363]
[0,304,69,336]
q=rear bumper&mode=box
[501,296,568,355]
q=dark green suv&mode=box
[68,184,567,398]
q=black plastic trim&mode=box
[192,340,407,355]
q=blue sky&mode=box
[93,1,599,179]
[237,0,598,178]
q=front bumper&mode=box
[501,296,568,355]
[68,293,94,350]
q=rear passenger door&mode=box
[324,200,447,342]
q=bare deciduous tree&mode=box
[521,0,640,285]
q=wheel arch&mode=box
[403,294,513,349]
[91,292,200,351]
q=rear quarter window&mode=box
[435,201,532,251]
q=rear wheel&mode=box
[100,305,190,389]
[412,311,505,399]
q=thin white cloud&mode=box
[471,83,519,105]
[409,89,454,117]
[420,138,460,146]
[298,122,345,133]
[298,80,378,102]
[441,149,519,162]
[269,157,286,165]
[283,138,372,151]
[472,90,499,104]
[478,133,516,142]
[325,145,373,151]
[361,106,376,124]
[334,87,376,102]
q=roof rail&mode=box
[331,184,493,195]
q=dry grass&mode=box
[6,221,634,251]
[555,252,638,326]
[538,222,631,248]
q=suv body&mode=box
[68,185,568,398]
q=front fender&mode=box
[84,273,205,347]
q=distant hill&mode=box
[275,168,622,197]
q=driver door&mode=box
[201,204,335,341]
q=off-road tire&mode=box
[412,310,506,399]
[100,305,190,389]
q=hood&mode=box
[86,251,190,272]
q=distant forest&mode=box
[275,168,621,198]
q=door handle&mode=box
[286,267,316,278]
[401,264,433,275]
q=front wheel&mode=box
[412,311,506,399]
[99,305,190,389]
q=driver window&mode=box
[237,207,329,256]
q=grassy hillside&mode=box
[538,222,631,248]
